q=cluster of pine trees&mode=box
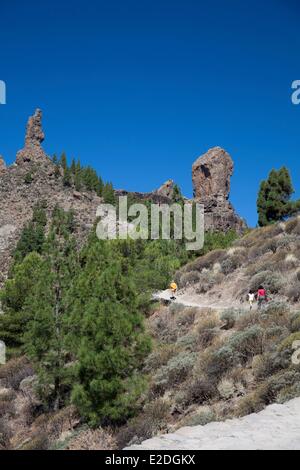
[52,153,116,204]
[0,202,200,424]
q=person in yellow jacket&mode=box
[169,281,178,300]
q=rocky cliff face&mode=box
[192,147,245,233]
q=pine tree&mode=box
[63,167,72,187]
[67,240,151,425]
[70,158,76,174]
[13,203,47,265]
[60,152,68,171]
[0,252,44,352]
[257,167,299,226]
[102,182,116,205]
[24,209,79,409]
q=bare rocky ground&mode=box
[126,397,300,450]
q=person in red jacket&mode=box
[257,285,267,310]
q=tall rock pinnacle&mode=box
[192,146,245,233]
[192,146,233,201]
[16,109,48,165]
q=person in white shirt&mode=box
[248,291,255,310]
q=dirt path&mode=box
[126,398,300,450]
[154,290,239,312]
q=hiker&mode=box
[169,280,178,300]
[247,291,255,310]
[257,285,267,310]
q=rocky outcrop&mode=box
[0,156,6,174]
[0,110,102,285]
[192,147,245,233]
[155,179,174,199]
[16,109,48,165]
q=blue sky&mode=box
[0,0,299,227]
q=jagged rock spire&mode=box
[155,179,174,199]
[16,109,48,165]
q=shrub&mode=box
[221,257,240,275]
[286,284,300,302]
[279,332,300,352]
[235,392,265,417]
[24,172,33,184]
[176,308,197,327]
[250,270,284,294]
[186,249,226,273]
[0,400,14,418]
[285,218,298,234]
[143,345,179,373]
[178,377,217,406]
[220,309,243,330]
[290,313,300,333]
[0,418,11,449]
[0,357,34,390]
[252,351,289,380]
[153,352,198,392]
[180,271,200,287]
[18,432,49,450]
[184,408,216,426]
[263,300,290,315]
[197,328,217,348]
[236,310,261,331]
[257,370,300,405]
[116,399,169,447]
[176,333,198,351]
[276,382,300,404]
[217,378,236,399]
[228,325,265,362]
[203,346,237,381]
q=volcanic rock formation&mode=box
[192,147,245,232]
[16,109,48,165]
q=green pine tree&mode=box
[0,252,44,353]
[102,182,116,205]
[257,167,299,226]
[67,240,151,425]
[24,209,79,409]
[60,152,68,171]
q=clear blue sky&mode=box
[0,0,299,227]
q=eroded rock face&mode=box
[192,147,233,201]
[155,179,174,199]
[0,109,103,286]
[16,109,48,165]
[192,147,245,233]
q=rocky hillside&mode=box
[116,218,300,448]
